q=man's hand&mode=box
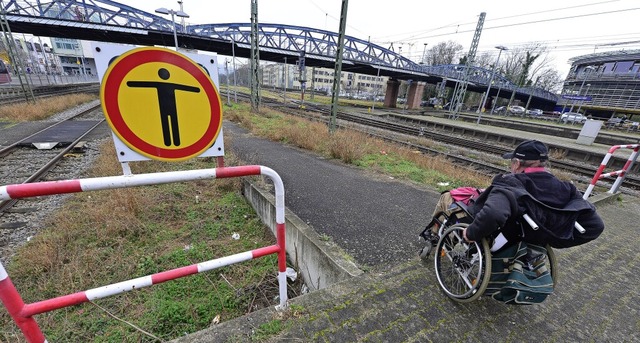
[463,228,474,242]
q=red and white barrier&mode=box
[583,144,639,199]
[0,165,288,343]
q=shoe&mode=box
[523,249,546,270]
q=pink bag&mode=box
[448,187,483,205]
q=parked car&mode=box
[508,106,526,115]
[526,108,544,116]
[494,106,507,114]
[560,112,587,124]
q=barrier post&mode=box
[0,263,46,342]
[0,165,288,342]
[583,144,639,199]
[609,146,639,194]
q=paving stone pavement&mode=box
[172,121,639,343]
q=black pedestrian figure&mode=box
[127,68,200,146]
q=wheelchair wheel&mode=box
[434,223,491,303]
[546,245,558,286]
[419,244,432,262]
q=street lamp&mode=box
[569,65,595,112]
[477,45,508,124]
[155,5,189,50]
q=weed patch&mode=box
[224,104,489,190]
[0,139,290,342]
[0,93,97,121]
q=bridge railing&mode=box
[583,144,640,199]
[2,1,557,103]
[0,165,288,343]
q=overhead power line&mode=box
[372,0,621,42]
[417,7,640,40]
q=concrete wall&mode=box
[242,180,363,291]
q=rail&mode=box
[0,165,288,343]
[583,144,640,199]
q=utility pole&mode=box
[448,12,485,120]
[282,57,287,103]
[225,59,231,106]
[231,37,237,102]
[249,0,260,111]
[310,66,316,100]
[420,43,428,64]
[477,45,507,123]
[329,0,349,133]
[298,51,306,108]
[0,1,35,103]
[370,65,380,111]
[178,0,185,32]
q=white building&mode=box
[50,38,96,76]
[261,62,388,98]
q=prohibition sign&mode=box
[100,47,223,161]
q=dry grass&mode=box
[1,138,284,341]
[228,102,490,190]
[0,93,97,122]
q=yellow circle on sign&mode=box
[100,47,223,161]
[118,62,211,149]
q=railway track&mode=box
[0,102,104,220]
[238,92,640,192]
[0,83,99,105]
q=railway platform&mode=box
[390,110,640,161]
[171,119,638,343]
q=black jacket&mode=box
[466,171,604,248]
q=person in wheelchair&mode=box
[461,140,604,249]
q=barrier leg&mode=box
[0,262,46,343]
[610,148,640,194]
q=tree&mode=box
[497,43,562,92]
[472,51,495,69]
[531,68,563,93]
[424,40,464,65]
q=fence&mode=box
[583,144,640,199]
[0,165,288,343]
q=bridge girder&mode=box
[1,0,558,106]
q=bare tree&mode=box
[531,68,563,93]
[498,43,562,92]
[425,40,464,65]
[473,51,494,69]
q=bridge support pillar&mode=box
[407,82,425,109]
[384,79,400,108]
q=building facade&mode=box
[260,62,388,99]
[50,38,96,76]
[561,50,640,119]
[9,36,60,75]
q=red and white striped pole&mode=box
[0,165,288,342]
[583,144,639,199]
[609,145,639,194]
[0,263,47,342]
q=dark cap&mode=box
[502,140,549,160]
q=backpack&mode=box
[448,187,483,206]
[486,242,554,305]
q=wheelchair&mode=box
[418,202,558,303]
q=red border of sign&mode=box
[101,47,222,161]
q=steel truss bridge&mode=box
[1,0,558,107]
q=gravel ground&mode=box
[0,99,109,262]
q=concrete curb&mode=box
[589,191,621,207]
[241,179,363,291]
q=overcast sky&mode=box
[121,0,640,77]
